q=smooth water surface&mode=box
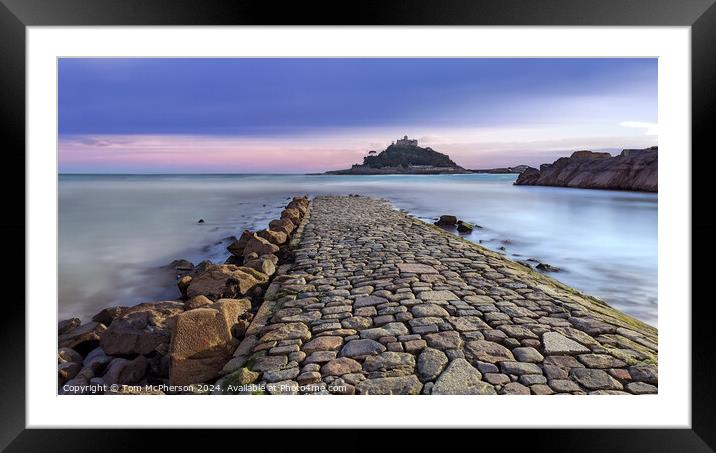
[59,174,657,325]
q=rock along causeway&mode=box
[225,195,658,395]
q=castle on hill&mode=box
[393,135,418,147]
[323,135,468,175]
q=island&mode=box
[514,147,658,192]
[324,136,471,175]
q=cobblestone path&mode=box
[238,196,658,395]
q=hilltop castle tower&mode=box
[395,135,418,147]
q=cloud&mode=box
[619,121,658,136]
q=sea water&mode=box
[58,174,658,325]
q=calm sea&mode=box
[59,174,658,325]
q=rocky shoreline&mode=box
[515,147,658,192]
[58,196,311,394]
[58,195,657,396]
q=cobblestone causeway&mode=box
[238,196,658,395]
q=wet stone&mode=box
[302,336,343,354]
[628,365,658,385]
[411,304,450,318]
[518,374,547,386]
[418,291,459,302]
[448,316,490,332]
[500,361,543,376]
[530,384,554,395]
[484,373,511,385]
[354,296,389,308]
[569,368,623,390]
[548,379,582,393]
[424,331,463,350]
[625,381,658,394]
[321,357,362,376]
[263,367,300,383]
[363,352,415,373]
[498,324,538,340]
[342,316,373,330]
[417,348,449,382]
[404,339,428,353]
[356,375,423,395]
[355,307,377,317]
[512,347,544,363]
[577,354,626,369]
[542,331,590,355]
[432,359,496,395]
[252,355,288,372]
[608,368,632,381]
[464,340,515,364]
[340,339,386,359]
[500,382,530,395]
[304,350,338,364]
[398,263,439,274]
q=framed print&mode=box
[2,0,715,450]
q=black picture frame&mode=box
[1,0,714,450]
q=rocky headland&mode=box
[324,136,469,175]
[58,194,657,395]
[514,147,658,192]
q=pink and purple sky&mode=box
[59,58,657,173]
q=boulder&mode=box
[83,347,113,374]
[60,367,97,394]
[256,229,288,245]
[58,321,107,354]
[287,203,307,216]
[184,294,214,310]
[91,306,128,326]
[167,259,194,272]
[99,301,185,356]
[456,221,474,233]
[268,218,295,235]
[177,275,192,297]
[435,215,457,226]
[211,298,252,329]
[243,254,278,276]
[185,264,268,300]
[536,262,560,272]
[281,208,302,226]
[168,301,247,385]
[102,356,149,385]
[58,347,83,364]
[227,230,255,257]
[58,318,81,335]
[287,197,309,213]
[243,236,280,259]
[58,361,82,383]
